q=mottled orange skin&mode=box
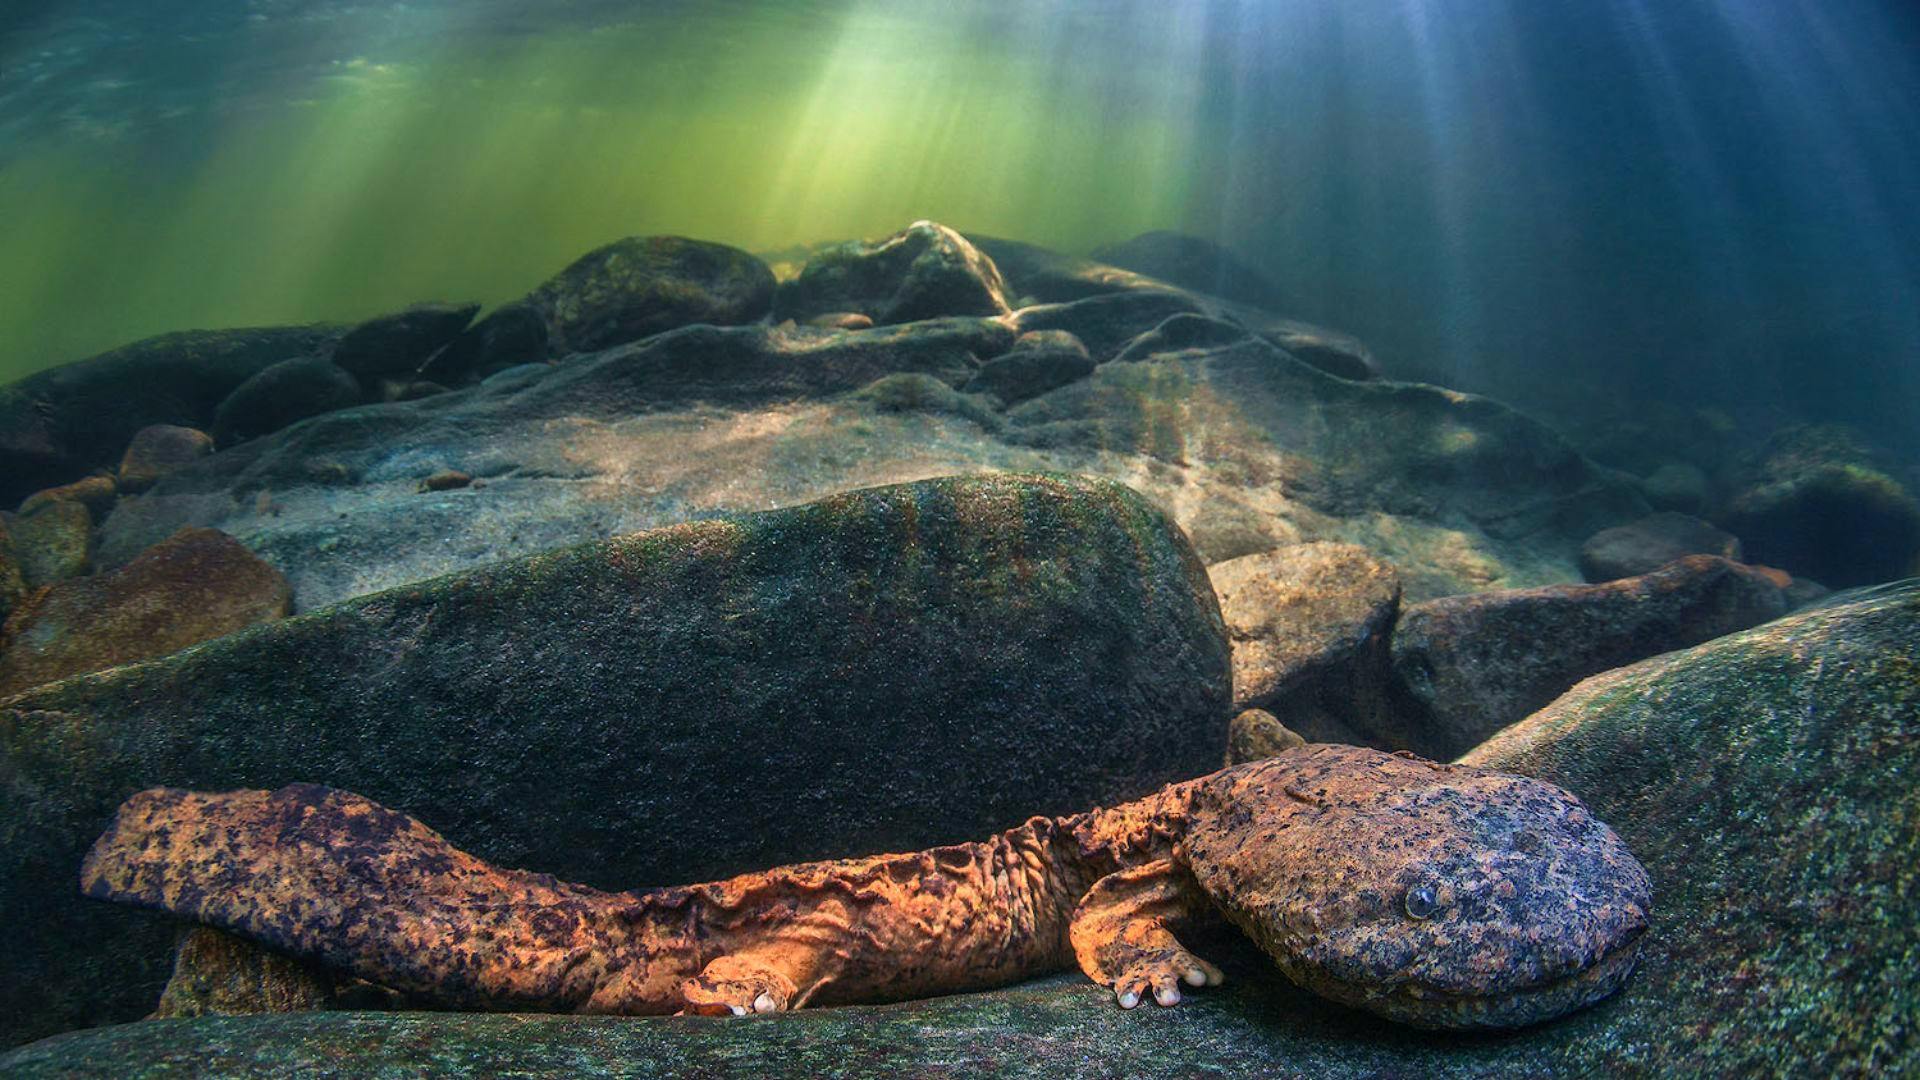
[80,745,1651,1029]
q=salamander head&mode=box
[1185,744,1650,1030]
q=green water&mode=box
[0,2,1212,373]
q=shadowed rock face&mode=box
[0,472,1229,1047]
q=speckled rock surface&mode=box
[528,236,776,356]
[149,928,334,1020]
[8,500,93,586]
[1389,554,1787,759]
[0,527,291,698]
[0,472,1230,1047]
[1224,708,1306,766]
[7,580,1909,1077]
[1209,543,1403,747]
[18,474,118,520]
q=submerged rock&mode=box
[1209,542,1402,747]
[777,221,1013,326]
[149,928,333,1020]
[116,425,214,494]
[0,519,24,622]
[17,474,117,521]
[211,357,363,447]
[329,302,481,381]
[7,500,92,587]
[1010,289,1206,364]
[1721,425,1920,587]
[1578,511,1742,582]
[8,581,1907,1075]
[1110,313,1251,365]
[528,236,776,356]
[962,330,1095,405]
[1090,230,1285,311]
[0,325,342,504]
[0,473,1229,1046]
[428,301,550,380]
[1224,707,1307,766]
[0,527,290,699]
[1389,555,1786,759]
[99,317,1635,611]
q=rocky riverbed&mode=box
[1,222,1915,1074]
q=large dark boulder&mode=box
[1388,555,1786,758]
[529,236,776,355]
[0,472,1229,1047]
[8,581,1908,1076]
[210,357,363,447]
[0,326,342,503]
[329,302,480,381]
[777,221,1013,326]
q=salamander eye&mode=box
[1404,884,1441,920]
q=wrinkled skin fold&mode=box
[80,745,1650,1030]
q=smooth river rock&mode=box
[6,579,1908,1076]
[0,472,1230,1047]
[1209,542,1402,747]
[1388,554,1786,759]
[0,528,291,699]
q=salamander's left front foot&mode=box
[1070,860,1225,1010]
[677,954,798,1017]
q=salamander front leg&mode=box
[1069,859,1224,1009]
[676,951,802,1017]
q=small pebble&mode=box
[420,471,473,493]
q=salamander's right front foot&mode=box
[677,954,798,1017]
[1070,860,1225,1010]
[1104,931,1224,1009]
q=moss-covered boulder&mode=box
[6,580,1908,1076]
[777,221,1013,326]
[0,472,1229,1047]
[529,236,776,356]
